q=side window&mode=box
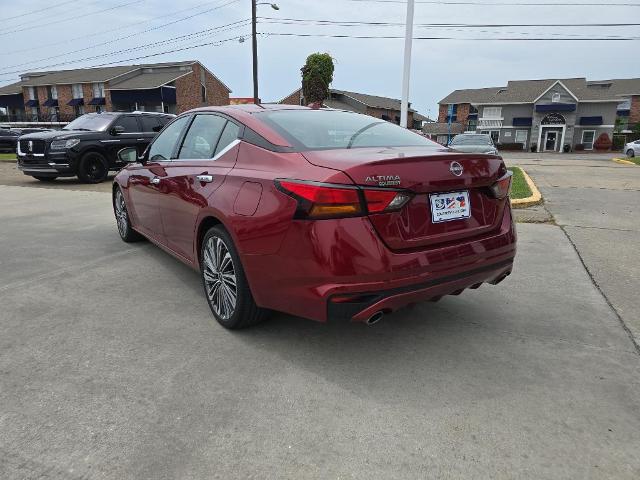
[112,115,140,133]
[148,116,190,161]
[178,114,226,160]
[214,121,240,157]
[140,116,161,132]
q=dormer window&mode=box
[552,92,561,103]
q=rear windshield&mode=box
[450,135,492,146]
[256,109,437,150]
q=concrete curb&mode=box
[612,158,636,166]
[511,168,543,209]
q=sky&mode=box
[0,0,638,118]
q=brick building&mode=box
[279,87,429,130]
[437,77,640,151]
[0,60,231,123]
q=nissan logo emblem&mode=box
[450,161,463,177]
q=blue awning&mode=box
[67,98,84,106]
[88,97,106,105]
[110,86,176,105]
[24,99,39,107]
[579,116,603,126]
[536,103,576,112]
[0,93,24,109]
[513,117,533,126]
[617,109,630,117]
[43,98,58,107]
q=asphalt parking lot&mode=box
[1,159,640,479]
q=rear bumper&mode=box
[242,205,517,323]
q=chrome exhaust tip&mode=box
[366,311,384,326]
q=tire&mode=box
[627,149,635,158]
[78,152,109,183]
[113,186,143,242]
[32,176,58,182]
[200,225,268,329]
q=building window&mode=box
[27,87,36,100]
[515,129,528,146]
[552,92,561,103]
[581,130,596,150]
[95,106,103,113]
[72,83,83,99]
[481,130,500,144]
[30,106,39,121]
[466,119,478,132]
[74,104,85,117]
[92,82,105,98]
[482,107,502,119]
[48,85,58,100]
[201,84,207,103]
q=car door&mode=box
[158,113,241,261]
[104,114,147,164]
[127,115,191,242]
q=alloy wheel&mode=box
[114,189,128,237]
[203,236,237,320]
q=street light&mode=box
[252,1,279,104]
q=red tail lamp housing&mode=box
[276,179,412,219]
[489,171,513,199]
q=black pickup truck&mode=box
[16,111,174,183]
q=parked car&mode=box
[448,133,499,155]
[0,127,51,153]
[16,111,174,183]
[625,139,640,158]
[113,105,517,329]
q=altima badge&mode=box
[365,175,401,187]
[450,161,463,177]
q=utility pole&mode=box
[252,0,259,104]
[400,0,415,128]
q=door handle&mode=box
[196,174,214,183]
[150,177,160,185]
[136,138,145,141]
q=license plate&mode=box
[429,191,471,223]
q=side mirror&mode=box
[117,147,139,164]
[109,125,125,136]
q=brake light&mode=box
[275,179,411,219]
[489,171,513,199]
[364,189,411,213]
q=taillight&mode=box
[364,189,412,213]
[489,171,513,199]
[275,179,411,219]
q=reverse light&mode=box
[275,179,412,219]
[489,171,513,199]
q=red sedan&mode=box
[113,105,516,328]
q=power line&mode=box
[0,20,251,76]
[3,0,81,22]
[2,0,243,71]
[8,0,103,30]
[346,0,640,5]
[0,0,146,37]
[0,0,235,56]
[259,32,640,40]
[258,17,640,28]
[257,18,636,38]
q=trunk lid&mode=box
[302,146,508,250]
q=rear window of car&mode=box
[255,109,437,150]
[450,135,492,145]
[140,116,161,132]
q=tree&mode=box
[301,53,335,106]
